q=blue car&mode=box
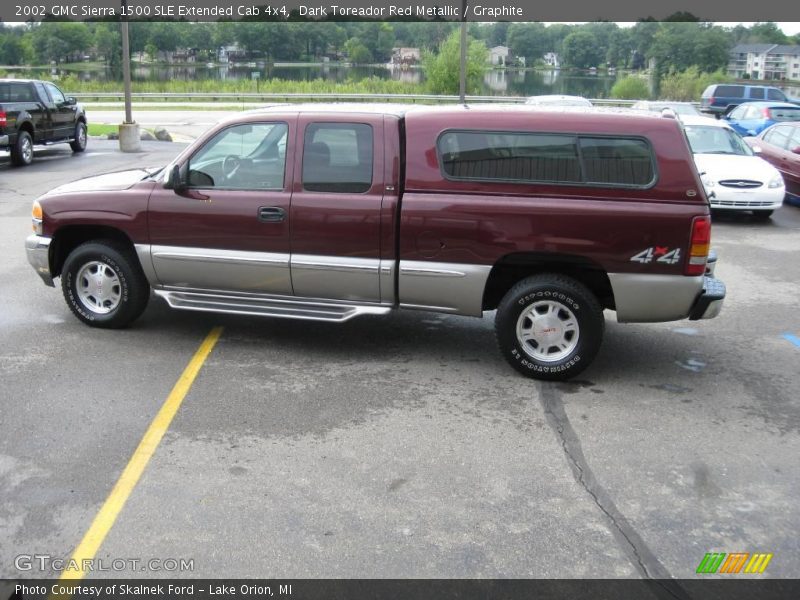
[725,101,800,136]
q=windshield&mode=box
[684,125,753,156]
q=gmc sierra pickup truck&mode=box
[1,78,87,166]
[26,104,726,380]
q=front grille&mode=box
[718,179,762,189]
[712,199,776,207]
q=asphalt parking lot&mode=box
[1,140,799,582]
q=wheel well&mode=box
[50,226,136,278]
[18,121,34,136]
[482,253,615,311]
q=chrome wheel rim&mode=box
[76,261,121,314]
[21,137,32,162]
[77,125,86,147]
[516,300,579,362]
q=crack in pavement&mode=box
[538,382,693,600]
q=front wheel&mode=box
[70,121,87,152]
[61,241,150,328]
[495,274,604,381]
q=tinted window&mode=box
[45,83,65,104]
[302,123,373,193]
[768,107,800,122]
[438,131,654,187]
[187,122,288,190]
[748,88,765,100]
[439,131,581,184]
[715,85,745,97]
[0,82,35,102]
[767,88,786,101]
[579,137,654,185]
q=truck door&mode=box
[147,119,295,295]
[289,116,385,302]
[31,82,54,140]
[43,82,75,139]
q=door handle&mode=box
[258,206,286,223]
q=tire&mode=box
[11,130,34,166]
[70,121,87,152]
[495,274,604,381]
[752,210,773,220]
[61,241,149,328]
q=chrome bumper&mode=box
[26,235,54,287]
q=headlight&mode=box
[32,200,43,235]
[768,175,784,189]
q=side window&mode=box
[579,137,655,186]
[45,83,66,104]
[302,123,373,193]
[438,131,655,187]
[729,106,746,120]
[439,131,581,183]
[765,126,793,150]
[34,82,48,103]
[748,88,765,100]
[767,88,786,101]
[187,122,288,190]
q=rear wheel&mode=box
[61,241,149,328]
[752,210,773,220]
[495,274,604,381]
[11,131,33,166]
[70,121,87,152]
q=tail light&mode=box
[708,97,715,105]
[0,111,6,127]
[686,216,711,276]
[763,107,772,119]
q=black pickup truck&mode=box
[0,78,87,166]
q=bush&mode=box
[423,30,488,95]
[657,67,732,101]
[610,76,650,100]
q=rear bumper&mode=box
[0,134,8,146]
[689,275,726,320]
[25,235,54,287]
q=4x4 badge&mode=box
[630,247,682,265]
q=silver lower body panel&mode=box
[608,273,704,323]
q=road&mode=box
[1,141,799,583]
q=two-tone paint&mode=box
[29,104,721,324]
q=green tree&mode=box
[94,23,120,69]
[610,76,649,100]
[423,30,488,95]
[344,38,372,64]
[561,30,604,69]
[506,23,549,64]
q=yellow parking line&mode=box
[58,326,223,581]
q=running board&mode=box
[154,289,391,323]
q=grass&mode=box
[87,124,121,136]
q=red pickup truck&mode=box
[26,104,725,380]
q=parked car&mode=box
[25,105,725,381]
[700,83,799,117]
[631,101,700,118]
[724,101,800,137]
[524,95,592,107]
[0,78,87,166]
[745,122,800,205]
[681,115,784,219]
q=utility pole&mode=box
[459,0,468,104]
[118,0,141,151]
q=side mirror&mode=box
[792,147,800,155]
[164,164,185,190]
[751,145,762,154]
[63,96,77,106]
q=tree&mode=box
[31,22,92,64]
[561,30,604,69]
[94,23,120,69]
[610,76,649,100]
[344,38,372,64]
[506,23,549,63]
[423,30,488,95]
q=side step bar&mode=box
[154,289,391,323]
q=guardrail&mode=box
[72,91,639,106]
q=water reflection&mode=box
[15,64,800,99]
